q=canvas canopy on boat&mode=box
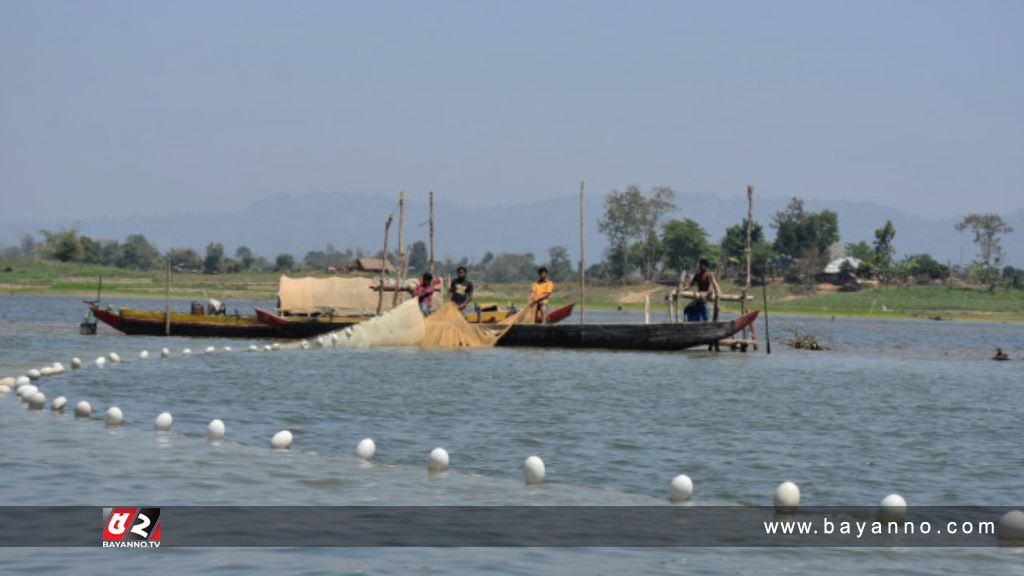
[277,276,415,315]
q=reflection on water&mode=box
[1,295,1023,574]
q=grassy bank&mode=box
[3,260,1023,322]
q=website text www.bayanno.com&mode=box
[765,517,996,539]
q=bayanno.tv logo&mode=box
[101,507,161,548]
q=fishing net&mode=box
[324,298,426,348]
[420,303,514,349]
[277,276,414,315]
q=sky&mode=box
[1,0,1022,221]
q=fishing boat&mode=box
[497,311,760,351]
[90,304,283,338]
[464,302,575,324]
[254,307,371,338]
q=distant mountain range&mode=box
[2,191,1021,267]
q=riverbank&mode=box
[2,260,1023,322]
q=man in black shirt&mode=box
[448,266,474,310]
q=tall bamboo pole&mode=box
[428,190,435,275]
[745,185,759,349]
[392,192,405,308]
[164,261,171,336]
[377,214,393,315]
[579,180,585,324]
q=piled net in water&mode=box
[421,303,513,349]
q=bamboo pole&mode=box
[745,185,759,350]
[644,294,651,324]
[163,262,171,335]
[579,180,585,324]
[392,192,405,308]
[428,190,435,275]
[377,214,393,315]
[762,278,771,354]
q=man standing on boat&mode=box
[413,273,439,316]
[681,258,720,322]
[448,266,474,311]
[529,266,554,323]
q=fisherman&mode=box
[413,273,438,316]
[529,266,554,323]
[681,258,721,322]
[448,266,474,311]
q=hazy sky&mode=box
[2,0,1022,221]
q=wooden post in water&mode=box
[392,192,405,308]
[164,261,171,336]
[377,214,393,315]
[744,185,759,350]
[579,180,585,324]
[762,278,771,354]
[644,294,651,324]
[428,190,435,275]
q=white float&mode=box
[0,376,14,388]
[222,346,232,353]
[71,357,82,369]
[997,509,1024,542]
[106,406,124,426]
[40,367,54,377]
[154,411,173,431]
[139,350,149,360]
[52,362,65,374]
[248,345,259,352]
[271,430,293,450]
[356,438,376,460]
[774,481,801,514]
[18,384,38,399]
[160,348,171,358]
[205,346,216,354]
[669,474,694,502]
[95,357,106,368]
[879,494,907,521]
[208,419,226,441]
[183,348,192,356]
[0,384,10,395]
[263,345,272,352]
[108,352,121,363]
[51,396,67,411]
[271,343,280,351]
[27,369,41,380]
[15,375,30,389]
[523,455,546,485]
[300,340,310,350]
[428,447,450,471]
[28,391,46,410]
[74,400,92,418]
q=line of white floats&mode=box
[4,346,1024,543]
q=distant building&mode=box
[823,256,862,274]
[820,256,863,285]
[355,258,394,274]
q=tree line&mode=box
[3,188,1017,290]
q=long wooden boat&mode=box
[91,304,282,338]
[254,307,371,339]
[464,302,576,324]
[497,311,760,351]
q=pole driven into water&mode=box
[164,261,171,336]
[428,190,435,275]
[393,191,405,308]
[579,180,585,324]
[377,213,394,315]
[762,277,771,354]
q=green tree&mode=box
[235,246,255,271]
[407,241,428,274]
[275,253,296,272]
[204,243,225,274]
[845,241,875,263]
[772,197,839,278]
[167,248,202,270]
[661,218,709,277]
[120,234,159,270]
[598,185,677,282]
[39,228,83,262]
[99,240,122,266]
[955,213,1013,290]
[546,245,573,282]
[79,236,103,264]
[720,218,765,280]
[873,220,896,279]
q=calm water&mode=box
[1,295,1022,574]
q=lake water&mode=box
[1,295,1022,574]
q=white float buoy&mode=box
[997,509,1024,542]
[182,348,192,356]
[74,400,92,418]
[0,384,10,395]
[71,357,82,369]
[106,406,124,426]
[271,343,280,351]
[208,419,226,442]
[95,356,106,368]
[263,345,272,352]
[154,411,173,431]
[669,474,694,502]
[15,375,30,389]
[27,368,41,380]
[523,455,546,485]
[300,340,310,350]
[271,430,293,450]
[0,376,14,388]
[248,345,259,352]
[51,396,67,411]
[205,346,216,354]
[774,481,801,514]
[139,350,149,360]
[160,348,170,358]
[222,346,232,353]
[18,384,38,399]
[428,447,450,471]
[52,362,64,373]
[356,438,376,460]
[879,494,907,521]
[40,366,55,377]
[28,391,46,410]
[108,352,121,363]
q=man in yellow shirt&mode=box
[529,267,554,323]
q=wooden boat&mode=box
[90,304,282,338]
[464,302,575,324]
[254,307,370,339]
[497,311,760,351]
